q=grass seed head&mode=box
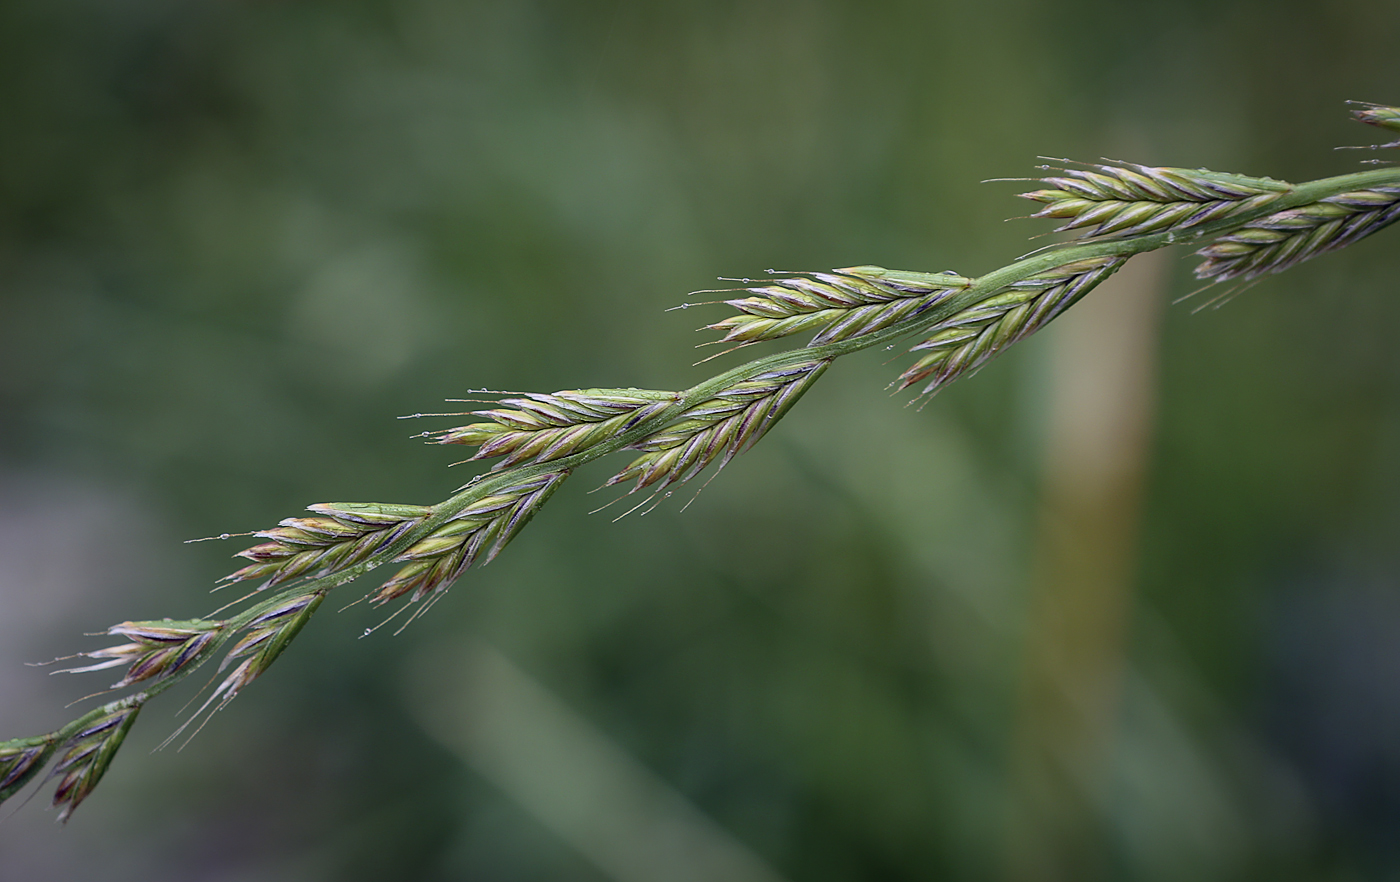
[222,504,430,589]
[1350,101,1400,147]
[898,257,1125,396]
[429,390,676,469]
[704,269,970,348]
[0,735,58,802]
[57,620,225,688]
[1020,163,1291,241]
[607,359,830,495]
[373,471,570,605]
[50,699,143,822]
[1194,187,1400,282]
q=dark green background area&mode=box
[2,1,1398,880]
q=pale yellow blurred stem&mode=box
[1003,248,1169,880]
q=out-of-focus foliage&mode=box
[1,1,1398,880]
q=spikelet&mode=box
[208,592,325,703]
[897,257,1126,396]
[54,619,224,688]
[427,389,677,469]
[222,502,431,589]
[372,472,569,605]
[607,359,830,494]
[1194,187,1400,282]
[705,268,970,347]
[1020,163,1290,240]
[0,735,58,803]
[49,699,144,822]
[1350,101,1400,148]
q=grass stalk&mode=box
[5,101,1398,820]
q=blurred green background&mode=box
[2,1,1399,880]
